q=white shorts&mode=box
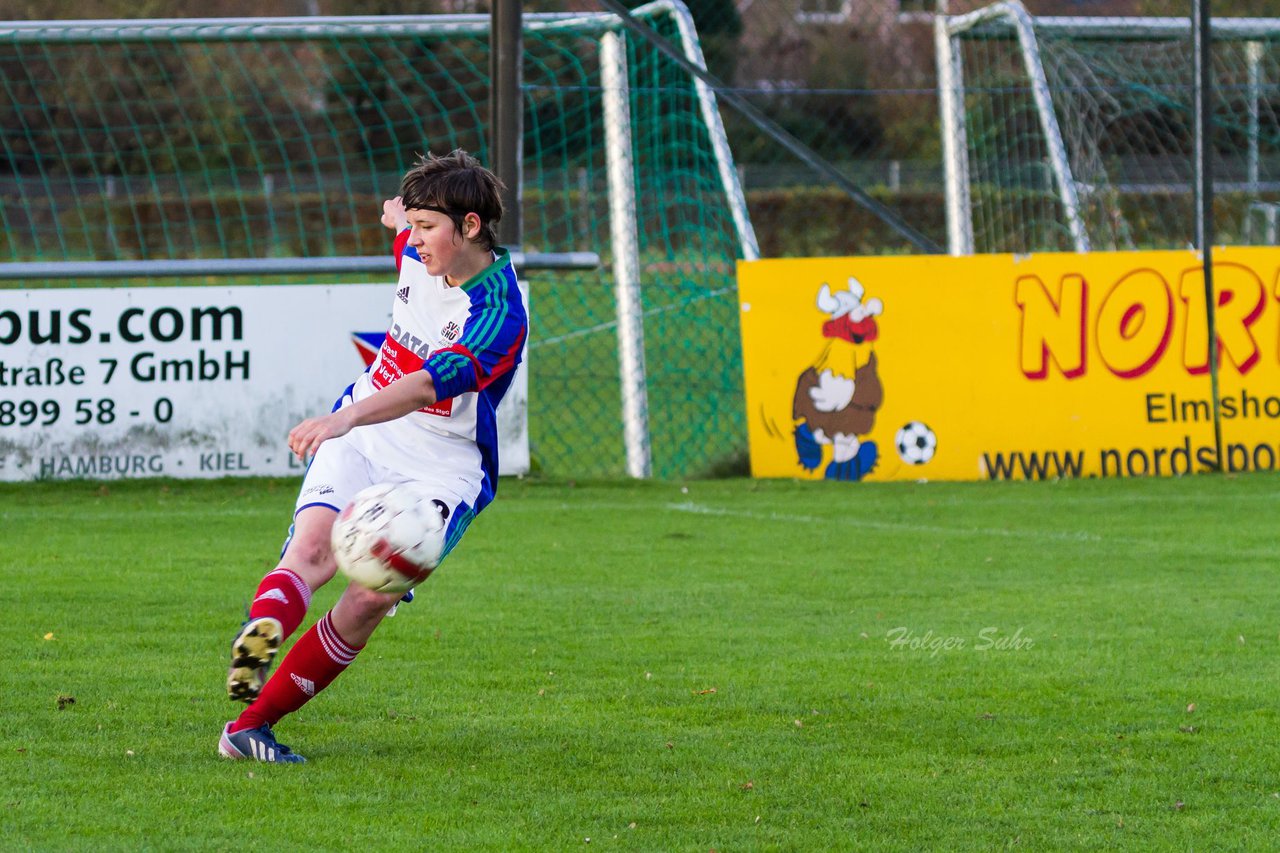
[283,434,481,567]
[295,434,469,519]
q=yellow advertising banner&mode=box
[738,248,1280,482]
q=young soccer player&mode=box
[218,150,527,764]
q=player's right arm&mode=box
[287,369,438,461]
[295,188,423,461]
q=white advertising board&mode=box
[0,283,529,481]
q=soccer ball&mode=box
[331,483,449,594]
[895,421,937,465]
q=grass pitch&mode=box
[4,473,1280,850]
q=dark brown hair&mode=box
[399,149,505,251]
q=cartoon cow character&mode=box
[793,277,883,481]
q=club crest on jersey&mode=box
[397,286,410,304]
[442,321,461,341]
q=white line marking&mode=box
[663,501,1104,543]
[495,499,1103,543]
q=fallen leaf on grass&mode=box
[43,633,54,641]
[56,695,75,710]
[1186,703,1196,713]
[740,781,754,791]
[695,687,717,695]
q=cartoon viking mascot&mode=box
[793,277,883,481]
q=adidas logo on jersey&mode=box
[397,286,410,303]
[290,673,316,696]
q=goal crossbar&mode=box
[0,3,697,42]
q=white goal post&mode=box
[937,1,1280,255]
[936,1,1086,255]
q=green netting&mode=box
[0,10,749,479]
[951,14,1280,254]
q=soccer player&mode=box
[218,150,528,764]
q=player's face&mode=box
[404,208,475,282]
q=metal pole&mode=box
[1193,0,1223,471]
[1247,40,1262,191]
[0,252,601,280]
[1008,4,1089,252]
[936,11,973,255]
[658,2,759,260]
[491,0,522,248]
[602,31,652,479]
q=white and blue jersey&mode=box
[302,231,527,559]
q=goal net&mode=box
[937,2,1280,254]
[0,3,756,479]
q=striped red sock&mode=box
[231,611,361,733]
[248,569,312,639]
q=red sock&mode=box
[231,611,361,732]
[248,569,312,639]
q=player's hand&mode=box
[381,196,408,231]
[288,409,355,461]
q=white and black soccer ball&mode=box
[331,482,449,594]
[895,421,937,465]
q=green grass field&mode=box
[5,473,1280,850]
